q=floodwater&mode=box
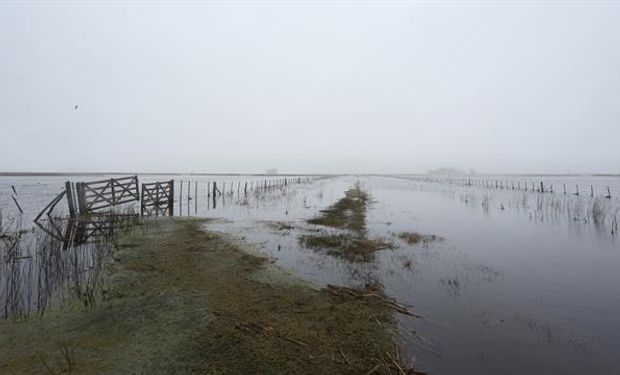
[207,175,620,375]
[2,174,620,374]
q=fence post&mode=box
[179,181,183,216]
[155,183,161,217]
[169,180,175,216]
[140,183,145,216]
[65,181,76,217]
[76,182,86,214]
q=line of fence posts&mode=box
[418,176,613,199]
[174,176,311,216]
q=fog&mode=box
[1,1,619,174]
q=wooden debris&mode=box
[324,284,424,318]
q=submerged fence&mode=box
[412,175,618,199]
[175,176,311,215]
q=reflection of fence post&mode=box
[575,185,580,196]
[606,187,612,199]
[590,185,594,197]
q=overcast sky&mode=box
[1,1,619,174]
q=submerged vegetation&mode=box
[301,183,395,262]
[300,233,394,263]
[307,183,370,232]
[397,232,443,245]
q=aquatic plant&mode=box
[397,232,442,245]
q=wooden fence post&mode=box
[169,180,175,216]
[65,181,76,217]
[76,182,86,214]
[179,180,183,216]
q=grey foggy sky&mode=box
[1,1,619,174]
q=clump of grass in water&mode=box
[300,233,393,263]
[397,232,442,245]
[307,182,370,233]
[301,183,394,262]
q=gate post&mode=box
[169,180,175,216]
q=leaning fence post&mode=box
[606,186,612,199]
[590,185,594,197]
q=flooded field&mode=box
[1,174,620,374]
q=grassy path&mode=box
[0,218,406,374]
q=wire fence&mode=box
[407,175,620,198]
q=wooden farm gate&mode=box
[141,180,174,216]
[72,176,140,214]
